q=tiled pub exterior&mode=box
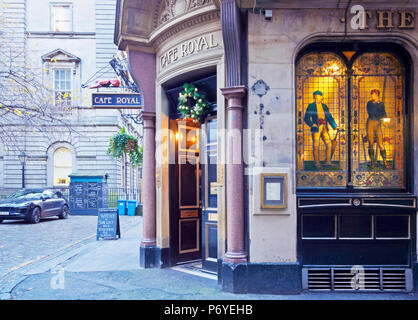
[115,0,418,294]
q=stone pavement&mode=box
[1,215,418,300]
[0,215,141,278]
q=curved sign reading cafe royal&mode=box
[159,32,220,71]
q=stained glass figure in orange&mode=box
[304,90,340,169]
[366,89,390,169]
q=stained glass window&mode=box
[296,51,405,190]
[296,52,348,187]
[351,52,404,188]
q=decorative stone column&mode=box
[221,86,247,264]
[125,48,158,268]
[219,0,248,293]
[139,110,157,267]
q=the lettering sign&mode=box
[350,7,415,30]
[160,33,220,70]
[97,208,120,240]
[92,93,142,109]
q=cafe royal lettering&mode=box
[160,33,219,69]
[350,9,415,30]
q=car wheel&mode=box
[29,207,41,224]
[58,205,69,219]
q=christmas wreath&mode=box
[177,83,210,123]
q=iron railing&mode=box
[0,187,141,208]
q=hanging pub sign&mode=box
[92,93,142,109]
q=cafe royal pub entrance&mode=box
[165,74,218,273]
[296,43,416,291]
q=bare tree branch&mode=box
[0,13,85,153]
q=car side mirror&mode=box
[42,195,50,201]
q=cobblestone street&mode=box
[0,215,141,282]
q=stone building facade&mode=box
[0,0,141,190]
[115,0,418,294]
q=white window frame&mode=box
[47,142,77,187]
[52,67,73,109]
[50,2,73,33]
[53,147,72,186]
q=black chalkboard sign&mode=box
[97,208,121,240]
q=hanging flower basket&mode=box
[126,138,137,152]
[177,83,211,123]
[107,127,143,167]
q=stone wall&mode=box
[246,6,418,263]
[0,0,142,190]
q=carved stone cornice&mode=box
[116,0,220,52]
[155,0,214,28]
[151,10,221,47]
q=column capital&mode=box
[141,110,156,121]
[221,86,247,111]
[220,86,247,100]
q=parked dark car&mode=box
[0,188,69,224]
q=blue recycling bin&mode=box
[118,200,127,215]
[127,200,137,216]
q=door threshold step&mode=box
[171,261,217,280]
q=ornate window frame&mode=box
[295,45,410,193]
[41,48,81,108]
[47,141,77,187]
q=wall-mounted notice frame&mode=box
[261,173,288,209]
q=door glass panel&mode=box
[204,118,217,209]
[180,159,198,207]
[207,152,217,208]
[351,53,404,188]
[296,52,348,187]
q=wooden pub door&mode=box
[168,75,218,270]
[170,119,202,264]
[169,117,219,272]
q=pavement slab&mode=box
[2,215,418,300]
[8,268,418,300]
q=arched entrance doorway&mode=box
[165,73,219,272]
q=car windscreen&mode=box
[7,190,44,199]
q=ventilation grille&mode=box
[307,268,408,291]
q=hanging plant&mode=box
[107,127,143,167]
[177,83,211,123]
